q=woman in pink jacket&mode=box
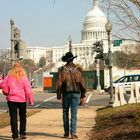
[0,62,34,140]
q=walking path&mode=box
[0,106,96,140]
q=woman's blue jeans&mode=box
[62,93,80,135]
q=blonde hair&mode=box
[8,62,27,80]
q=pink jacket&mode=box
[0,75,34,105]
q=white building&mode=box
[26,0,109,71]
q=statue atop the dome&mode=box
[93,0,98,7]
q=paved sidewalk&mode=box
[0,107,96,140]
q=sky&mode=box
[0,0,95,49]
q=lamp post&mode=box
[105,20,114,106]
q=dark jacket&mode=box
[56,62,86,100]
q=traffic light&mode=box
[14,27,20,59]
[94,41,104,60]
[14,41,20,59]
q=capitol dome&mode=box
[81,0,107,43]
[86,6,106,22]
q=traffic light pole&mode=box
[68,36,72,52]
[94,41,103,93]
[96,59,101,93]
[10,19,21,66]
[10,19,15,67]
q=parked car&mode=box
[104,74,140,93]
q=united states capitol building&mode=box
[25,0,110,71]
[19,0,140,87]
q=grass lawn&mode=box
[0,109,41,128]
[90,103,140,140]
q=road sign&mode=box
[113,40,122,47]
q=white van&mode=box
[104,74,140,93]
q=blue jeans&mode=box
[62,93,80,135]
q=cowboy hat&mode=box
[62,52,77,62]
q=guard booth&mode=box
[43,70,104,93]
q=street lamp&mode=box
[105,20,114,106]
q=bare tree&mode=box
[38,57,46,68]
[101,0,140,42]
[21,59,36,80]
[0,49,11,76]
[53,0,56,5]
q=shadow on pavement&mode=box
[27,132,64,139]
[28,101,62,109]
[0,136,11,140]
[96,106,111,111]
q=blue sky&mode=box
[0,0,101,49]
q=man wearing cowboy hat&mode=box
[56,52,86,139]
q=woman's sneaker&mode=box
[13,138,20,140]
[20,135,27,139]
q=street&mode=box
[0,90,110,111]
